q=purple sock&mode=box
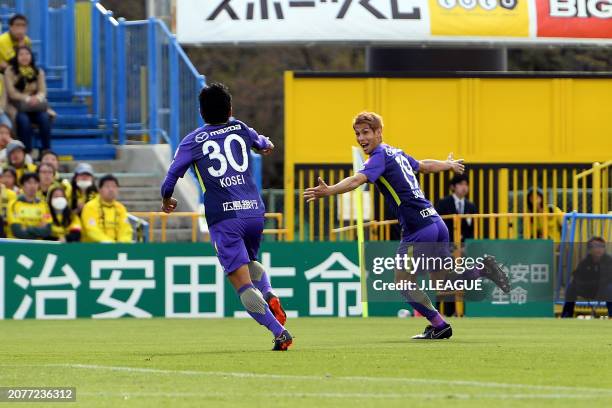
[408,301,447,329]
[238,284,284,337]
[253,271,273,298]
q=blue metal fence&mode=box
[555,212,612,305]
[3,0,204,150]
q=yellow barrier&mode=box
[294,164,586,242]
[573,160,612,214]
[331,212,566,245]
[130,212,288,243]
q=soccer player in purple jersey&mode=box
[304,112,510,340]
[160,83,292,351]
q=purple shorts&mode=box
[209,217,264,274]
[397,219,452,274]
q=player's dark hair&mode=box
[9,14,27,26]
[199,83,232,124]
[20,172,39,185]
[449,174,469,186]
[99,174,119,189]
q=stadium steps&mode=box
[116,186,160,201]
[43,74,117,160]
[58,161,200,242]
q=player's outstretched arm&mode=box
[303,173,368,202]
[418,152,465,174]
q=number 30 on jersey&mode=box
[201,134,249,177]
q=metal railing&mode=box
[293,163,590,242]
[130,212,288,243]
[573,160,612,214]
[5,1,205,149]
[332,212,567,245]
[556,212,612,307]
[90,2,206,147]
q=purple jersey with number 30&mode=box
[358,143,440,235]
[161,119,271,226]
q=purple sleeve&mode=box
[405,153,420,172]
[358,152,385,183]
[247,127,272,151]
[161,140,193,199]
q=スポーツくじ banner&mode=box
[176,0,612,43]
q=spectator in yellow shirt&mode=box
[81,174,132,243]
[0,14,31,72]
[527,187,564,242]
[0,166,18,192]
[0,177,16,237]
[7,172,52,240]
[5,140,36,186]
[70,163,97,215]
[47,184,81,242]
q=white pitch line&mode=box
[23,363,612,396]
[77,391,610,400]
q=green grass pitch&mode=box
[1,317,611,407]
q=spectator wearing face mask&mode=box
[70,163,98,215]
[47,184,81,242]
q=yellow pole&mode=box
[283,71,295,241]
[498,169,509,238]
[592,162,601,213]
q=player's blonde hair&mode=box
[353,111,383,132]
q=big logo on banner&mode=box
[429,0,530,37]
[537,0,612,38]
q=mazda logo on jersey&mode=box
[195,131,210,143]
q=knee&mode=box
[16,112,30,125]
[248,261,265,282]
[239,286,266,314]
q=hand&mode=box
[446,152,465,174]
[161,197,178,213]
[303,177,330,203]
[260,141,275,156]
